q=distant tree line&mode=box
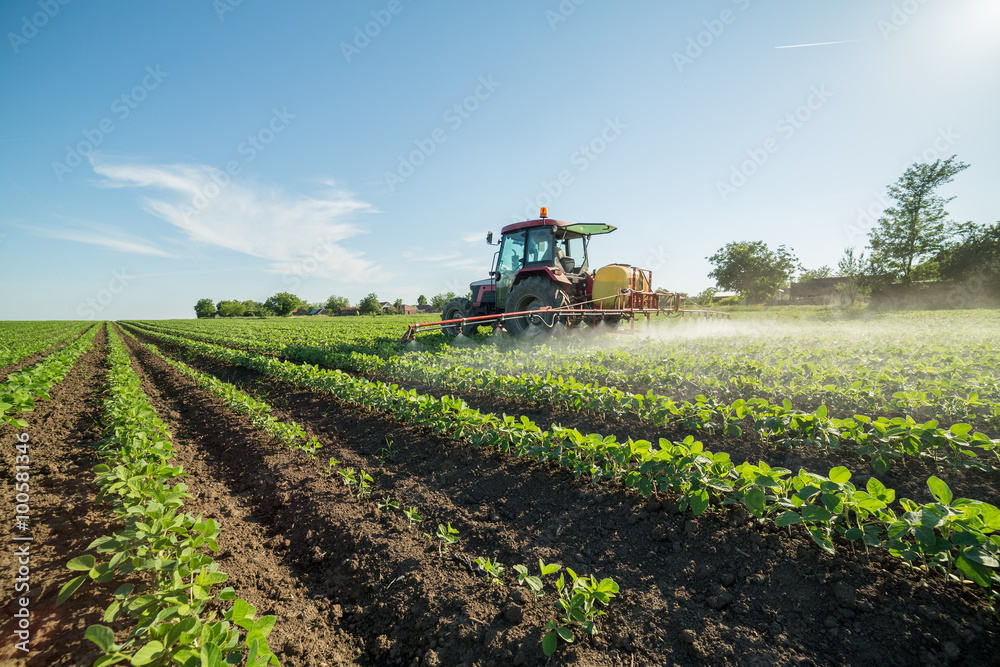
[194,290,461,318]
[702,156,998,305]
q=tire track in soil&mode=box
[124,326,1000,667]
[129,325,1000,517]
[0,324,116,667]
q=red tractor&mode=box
[401,209,725,342]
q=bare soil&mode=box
[119,325,1000,667]
[0,324,113,666]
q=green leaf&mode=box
[201,641,222,667]
[955,554,992,588]
[542,631,559,656]
[963,547,999,568]
[557,626,574,642]
[871,456,889,475]
[689,489,709,516]
[828,466,851,484]
[801,505,833,523]
[949,423,973,437]
[130,640,164,666]
[775,510,802,527]
[85,625,116,652]
[57,575,87,605]
[744,487,765,517]
[67,555,97,571]
[926,476,953,505]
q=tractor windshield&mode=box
[525,227,554,264]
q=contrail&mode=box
[775,39,863,49]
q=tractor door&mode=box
[495,230,526,307]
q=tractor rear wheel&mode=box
[505,276,570,338]
[441,297,479,336]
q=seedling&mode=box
[377,437,396,460]
[355,469,374,500]
[425,523,459,555]
[323,458,340,477]
[542,569,619,656]
[338,467,357,489]
[377,496,400,511]
[473,557,505,585]
[513,559,561,600]
[403,507,423,527]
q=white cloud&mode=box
[28,221,173,257]
[89,157,378,282]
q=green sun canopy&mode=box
[562,223,617,236]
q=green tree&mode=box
[393,298,403,309]
[693,287,717,306]
[868,156,970,284]
[358,293,382,315]
[242,300,265,317]
[194,298,216,318]
[216,299,246,317]
[417,294,427,306]
[264,292,305,317]
[798,266,832,282]
[430,292,456,309]
[706,241,799,304]
[938,221,1000,296]
[325,295,350,314]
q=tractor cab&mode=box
[488,210,616,307]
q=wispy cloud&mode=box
[775,39,864,49]
[90,156,377,281]
[29,221,173,257]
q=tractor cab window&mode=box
[498,230,526,276]
[525,227,554,264]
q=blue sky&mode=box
[1,0,998,320]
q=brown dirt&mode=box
[0,324,115,666]
[120,325,1000,667]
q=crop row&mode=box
[128,315,1000,427]
[125,324,1000,608]
[127,322,1000,475]
[0,324,97,429]
[0,322,85,368]
[59,326,280,667]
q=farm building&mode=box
[397,305,418,315]
[308,308,328,316]
[338,307,360,316]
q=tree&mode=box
[264,292,305,317]
[867,156,969,284]
[216,299,246,317]
[194,298,216,318]
[392,298,403,309]
[693,287,717,306]
[242,300,265,317]
[706,241,799,304]
[798,266,832,282]
[358,293,382,316]
[430,292,456,309]
[417,294,427,306]
[325,295,350,314]
[938,221,1000,299]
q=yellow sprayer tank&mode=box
[593,264,650,309]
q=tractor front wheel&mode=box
[441,297,479,336]
[505,277,570,338]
